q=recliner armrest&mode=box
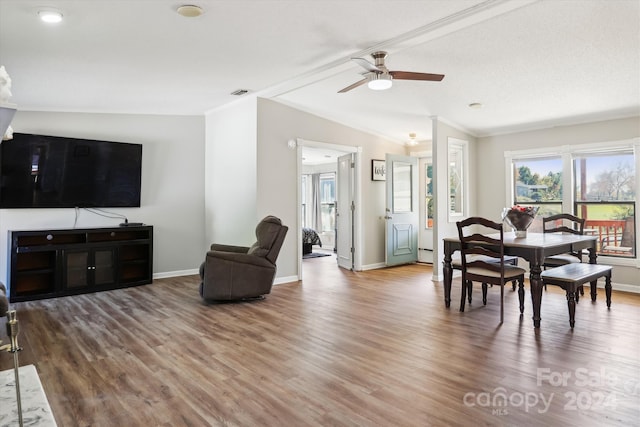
[209,243,250,253]
[206,250,273,268]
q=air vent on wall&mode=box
[230,89,249,96]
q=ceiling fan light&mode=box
[38,10,63,23]
[368,74,392,91]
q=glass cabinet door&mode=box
[64,251,89,288]
[63,248,115,289]
[94,249,115,285]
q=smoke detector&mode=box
[177,5,204,17]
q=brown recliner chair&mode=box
[199,216,288,301]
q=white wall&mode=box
[432,119,477,280]
[204,97,258,248]
[476,116,640,288]
[1,111,206,281]
[256,98,406,279]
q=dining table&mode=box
[443,232,598,328]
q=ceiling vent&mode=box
[230,89,249,96]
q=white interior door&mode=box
[336,153,354,269]
[385,154,419,266]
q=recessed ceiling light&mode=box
[38,10,63,23]
[177,5,204,17]
[468,102,483,109]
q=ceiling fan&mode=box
[338,51,444,93]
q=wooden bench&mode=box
[540,263,612,328]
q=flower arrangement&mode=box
[502,205,539,238]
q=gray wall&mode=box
[204,97,258,249]
[476,116,640,288]
[431,119,477,280]
[202,96,409,283]
[1,111,206,282]
[256,98,407,278]
[6,108,636,290]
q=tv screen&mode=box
[0,133,142,208]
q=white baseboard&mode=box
[274,275,299,285]
[153,269,198,279]
[361,262,386,271]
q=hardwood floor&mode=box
[1,256,639,426]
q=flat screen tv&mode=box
[0,133,142,208]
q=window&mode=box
[506,140,638,260]
[392,161,413,213]
[302,172,336,232]
[319,173,335,232]
[448,138,468,220]
[512,156,563,232]
[574,150,635,258]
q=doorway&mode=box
[297,140,360,280]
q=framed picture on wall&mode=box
[372,159,386,181]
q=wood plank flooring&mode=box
[1,255,639,426]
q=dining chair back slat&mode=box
[543,213,585,235]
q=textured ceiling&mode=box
[1,0,638,143]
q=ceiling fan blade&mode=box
[338,78,368,93]
[389,71,445,81]
[352,57,382,73]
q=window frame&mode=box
[448,138,469,222]
[504,138,639,266]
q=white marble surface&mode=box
[0,364,57,427]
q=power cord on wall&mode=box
[74,207,130,228]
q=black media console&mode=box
[7,225,153,302]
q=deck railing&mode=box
[584,219,633,255]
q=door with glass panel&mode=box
[385,154,418,266]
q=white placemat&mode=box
[0,364,57,427]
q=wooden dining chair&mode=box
[452,254,519,302]
[543,213,586,268]
[456,217,527,322]
[542,213,586,294]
